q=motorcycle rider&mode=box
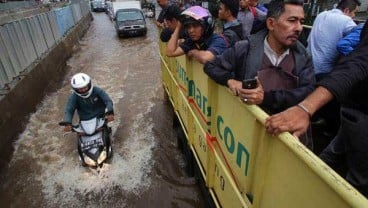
[63,73,114,132]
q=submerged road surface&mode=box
[0,12,205,207]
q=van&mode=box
[91,0,106,12]
[110,1,141,20]
[115,8,147,37]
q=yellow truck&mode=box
[159,40,368,207]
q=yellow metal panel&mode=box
[176,89,190,130]
[160,53,169,89]
[168,67,179,109]
[159,41,170,64]
[186,60,211,131]
[167,56,176,74]
[174,55,189,96]
[210,84,261,195]
[161,62,175,106]
[158,40,169,63]
[158,39,165,54]
[160,54,167,86]
[254,130,368,208]
[254,135,355,208]
[206,138,250,208]
[211,84,368,208]
[188,105,209,176]
[160,54,179,108]
[161,60,168,89]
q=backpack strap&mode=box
[219,33,230,48]
[249,6,257,19]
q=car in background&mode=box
[115,7,147,38]
[105,0,111,14]
[91,0,105,12]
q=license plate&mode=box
[80,133,104,151]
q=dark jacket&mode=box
[204,29,315,113]
[160,28,187,42]
[223,22,243,47]
[64,86,114,123]
[179,33,228,56]
[318,21,368,114]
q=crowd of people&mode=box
[157,0,368,198]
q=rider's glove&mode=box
[106,114,114,122]
[64,125,72,132]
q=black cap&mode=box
[220,0,239,17]
[163,5,182,20]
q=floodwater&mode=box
[0,12,205,207]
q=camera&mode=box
[242,78,257,89]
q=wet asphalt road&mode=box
[0,12,205,207]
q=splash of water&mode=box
[11,74,156,207]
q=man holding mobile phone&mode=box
[204,0,314,113]
[204,0,315,148]
[242,78,258,89]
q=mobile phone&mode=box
[242,78,257,89]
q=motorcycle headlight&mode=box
[97,150,107,165]
[84,155,96,166]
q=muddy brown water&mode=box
[0,12,205,207]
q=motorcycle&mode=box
[59,116,113,168]
[144,8,155,18]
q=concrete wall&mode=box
[0,3,64,26]
[0,13,92,174]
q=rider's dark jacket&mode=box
[64,86,114,123]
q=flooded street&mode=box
[0,12,205,207]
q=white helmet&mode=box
[70,73,93,98]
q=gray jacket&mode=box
[204,29,315,113]
[64,86,114,123]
